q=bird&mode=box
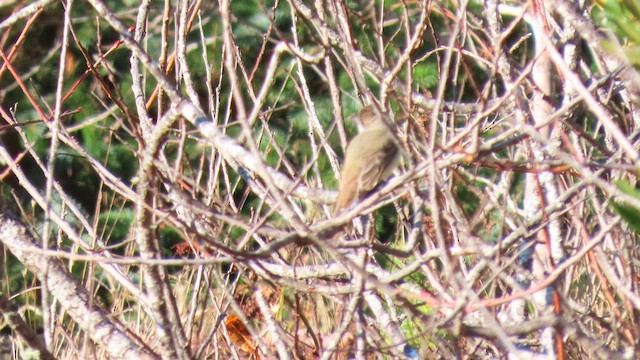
[335,104,400,210]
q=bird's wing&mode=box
[336,127,398,209]
[357,138,398,193]
[336,170,360,209]
[335,136,366,208]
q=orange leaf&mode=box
[225,315,258,356]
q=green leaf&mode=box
[615,180,640,196]
[612,181,640,233]
[611,202,640,233]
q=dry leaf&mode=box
[225,315,258,356]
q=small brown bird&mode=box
[335,105,400,210]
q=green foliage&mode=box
[375,204,398,243]
[455,180,480,218]
[160,225,183,258]
[413,62,439,90]
[3,252,31,295]
[594,0,640,65]
[595,0,640,42]
[611,180,640,233]
[98,208,134,247]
